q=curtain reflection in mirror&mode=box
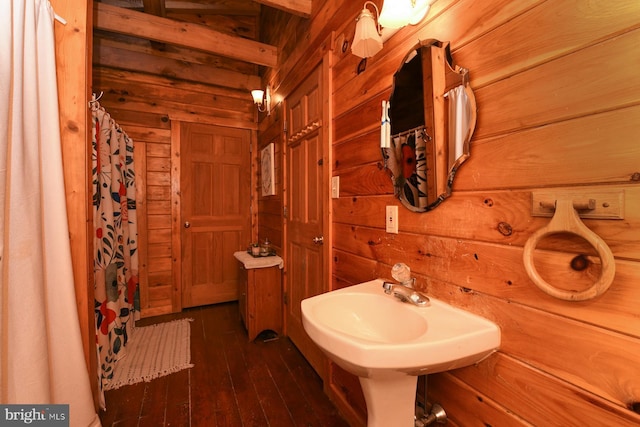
[384,127,431,209]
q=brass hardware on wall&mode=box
[530,189,624,219]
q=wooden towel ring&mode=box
[522,199,616,301]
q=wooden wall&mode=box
[314,0,640,425]
[51,0,99,409]
[92,20,259,317]
[86,0,640,423]
[255,5,312,259]
[256,109,285,253]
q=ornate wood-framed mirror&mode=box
[382,39,477,212]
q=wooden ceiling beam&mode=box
[99,0,260,15]
[142,0,167,50]
[94,41,262,90]
[253,0,311,18]
[94,2,278,67]
[142,0,166,16]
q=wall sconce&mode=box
[351,1,383,58]
[351,0,434,59]
[379,0,432,29]
[251,85,271,115]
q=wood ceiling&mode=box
[93,0,311,93]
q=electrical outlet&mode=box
[386,205,398,234]
[331,176,340,198]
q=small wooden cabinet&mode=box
[234,251,283,341]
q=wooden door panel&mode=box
[181,122,250,308]
[306,135,320,223]
[289,135,321,224]
[186,229,242,304]
[286,238,324,374]
[288,81,320,136]
[306,87,320,125]
[289,141,308,222]
[287,243,305,322]
[290,102,303,135]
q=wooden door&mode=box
[285,67,327,377]
[180,122,250,308]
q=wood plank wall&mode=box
[256,7,305,257]
[92,20,259,316]
[86,0,640,423]
[91,71,178,317]
[51,0,99,410]
[257,111,285,253]
[312,0,640,425]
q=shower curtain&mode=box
[91,100,139,407]
[0,0,100,425]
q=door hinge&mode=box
[283,206,288,217]
[283,291,288,305]
[283,120,288,134]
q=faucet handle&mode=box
[391,263,412,283]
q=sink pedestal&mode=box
[360,374,417,427]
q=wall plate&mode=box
[386,205,399,233]
[531,189,624,219]
[331,176,340,199]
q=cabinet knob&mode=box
[184,221,191,228]
[312,236,323,245]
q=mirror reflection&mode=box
[382,39,477,212]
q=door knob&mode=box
[184,221,191,228]
[312,236,323,245]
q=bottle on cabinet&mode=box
[260,238,271,256]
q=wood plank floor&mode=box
[98,302,350,427]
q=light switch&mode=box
[386,205,398,234]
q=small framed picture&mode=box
[261,143,275,196]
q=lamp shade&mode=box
[379,0,431,29]
[409,0,430,25]
[379,0,413,29]
[251,89,264,104]
[351,7,383,58]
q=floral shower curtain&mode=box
[0,0,100,425]
[91,100,139,408]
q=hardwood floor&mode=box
[98,302,350,427]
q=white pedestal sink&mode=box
[301,279,500,427]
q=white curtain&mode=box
[0,0,100,425]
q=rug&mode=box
[104,318,194,390]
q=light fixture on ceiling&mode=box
[379,0,432,29]
[251,85,271,115]
[351,1,383,59]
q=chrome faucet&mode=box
[382,280,430,307]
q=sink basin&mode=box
[301,279,500,426]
